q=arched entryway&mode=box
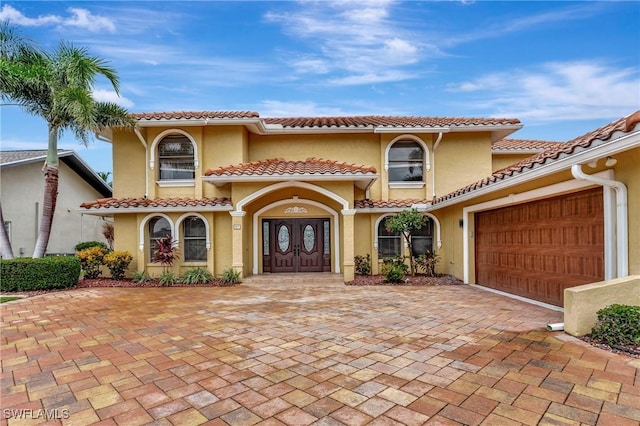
[252,198,341,274]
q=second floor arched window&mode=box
[158,134,195,180]
[388,140,424,182]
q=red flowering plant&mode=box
[152,236,179,273]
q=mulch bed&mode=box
[579,335,640,358]
[346,274,463,286]
[76,277,236,288]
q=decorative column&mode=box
[230,211,246,278]
[341,209,357,282]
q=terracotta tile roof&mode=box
[264,115,521,129]
[80,197,231,210]
[433,110,640,205]
[129,111,520,132]
[492,138,562,152]
[131,111,259,120]
[355,199,425,209]
[204,158,377,177]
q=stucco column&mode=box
[230,211,246,278]
[341,209,357,282]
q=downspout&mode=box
[431,132,443,199]
[571,164,628,277]
[95,133,111,144]
[364,178,376,200]
[134,127,149,198]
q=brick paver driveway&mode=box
[2,277,639,425]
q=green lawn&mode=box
[0,296,20,303]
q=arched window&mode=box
[149,216,172,262]
[411,217,434,257]
[388,140,424,182]
[158,134,195,180]
[182,216,206,262]
[377,219,402,259]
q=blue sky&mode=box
[1,1,639,175]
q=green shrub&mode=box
[181,268,213,285]
[221,268,241,284]
[132,270,152,283]
[381,257,408,284]
[159,271,179,287]
[74,241,109,252]
[103,250,133,280]
[76,246,108,279]
[354,254,371,276]
[415,251,440,277]
[590,304,640,347]
[1,257,80,291]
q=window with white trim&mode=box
[378,220,402,259]
[411,218,434,257]
[182,216,206,262]
[149,216,172,262]
[388,140,424,182]
[158,135,195,180]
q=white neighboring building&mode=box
[0,150,112,256]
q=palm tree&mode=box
[0,22,134,257]
[97,171,112,187]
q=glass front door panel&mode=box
[303,225,315,252]
[277,225,290,252]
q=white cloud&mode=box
[291,58,331,75]
[448,61,640,122]
[0,5,61,26]
[329,70,415,86]
[65,8,116,33]
[257,100,350,117]
[264,1,422,85]
[92,89,135,109]
[0,5,115,33]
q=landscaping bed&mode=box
[346,274,463,286]
[580,335,640,358]
[77,277,237,288]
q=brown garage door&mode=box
[475,187,604,306]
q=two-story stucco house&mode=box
[80,110,640,308]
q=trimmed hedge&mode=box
[590,304,640,347]
[74,241,109,252]
[0,257,81,292]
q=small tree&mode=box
[152,236,178,273]
[384,209,427,276]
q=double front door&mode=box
[263,218,331,273]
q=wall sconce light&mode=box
[605,156,617,167]
[458,219,464,228]
[587,160,598,168]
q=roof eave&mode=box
[202,173,379,189]
[136,117,266,130]
[79,205,233,216]
[429,129,640,210]
[492,149,545,155]
[355,201,431,213]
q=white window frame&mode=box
[384,135,430,189]
[176,213,210,263]
[374,214,404,259]
[149,129,198,186]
